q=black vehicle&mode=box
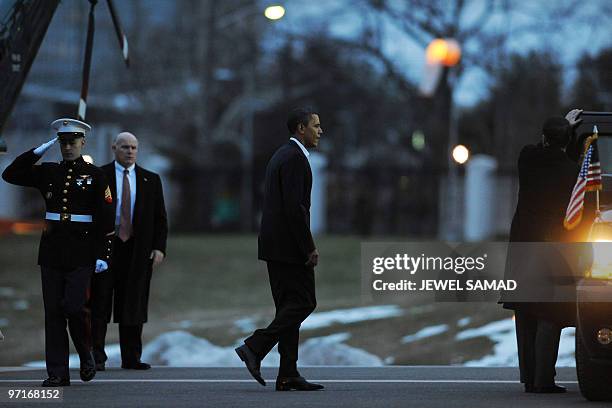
[572,112,612,401]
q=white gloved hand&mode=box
[95,259,108,273]
[33,137,58,156]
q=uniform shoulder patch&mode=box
[104,186,113,203]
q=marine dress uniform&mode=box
[1,119,115,386]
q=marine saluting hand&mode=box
[33,137,58,156]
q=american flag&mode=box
[564,126,602,230]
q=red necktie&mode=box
[118,169,132,241]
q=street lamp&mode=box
[423,38,463,240]
[452,144,469,164]
[420,38,461,96]
[240,5,285,231]
[264,5,285,20]
[425,38,461,67]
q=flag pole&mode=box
[594,125,601,217]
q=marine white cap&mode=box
[50,118,91,139]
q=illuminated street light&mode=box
[420,38,461,96]
[452,144,469,164]
[264,5,285,20]
[425,38,461,67]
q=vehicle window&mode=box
[598,138,612,192]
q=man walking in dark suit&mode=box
[501,109,584,393]
[91,132,168,371]
[236,107,324,391]
[2,118,115,386]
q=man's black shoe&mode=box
[42,376,70,387]
[121,361,151,370]
[533,384,567,393]
[275,376,324,391]
[235,344,266,386]
[80,352,96,382]
[95,362,105,371]
[80,366,96,382]
[524,383,534,393]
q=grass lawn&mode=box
[0,233,511,366]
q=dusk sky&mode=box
[274,0,612,106]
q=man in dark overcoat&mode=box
[91,131,168,370]
[501,109,590,393]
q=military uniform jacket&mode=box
[2,149,115,268]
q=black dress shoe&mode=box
[95,362,105,371]
[235,344,266,386]
[533,384,566,393]
[80,366,96,382]
[80,352,96,382]
[121,361,151,370]
[42,376,70,387]
[524,383,534,393]
[276,376,324,391]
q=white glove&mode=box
[95,259,108,273]
[33,137,58,156]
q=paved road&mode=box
[0,366,603,407]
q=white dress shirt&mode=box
[290,137,310,160]
[114,161,136,226]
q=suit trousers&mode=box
[40,266,93,379]
[119,324,144,364]
[514,310,561,387]
[245,261,316,377]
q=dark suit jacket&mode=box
[101,161,168,324]
[258,140,316,264]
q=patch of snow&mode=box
[26,331,383,368]
[402,324,449,343]
[457,318,576,367]
[177,320,192,329]
[12,300,29,311]
[301,305,403,330]
[233,318,257,333]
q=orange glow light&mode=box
[426,38,461,67]
[11,222,43,235]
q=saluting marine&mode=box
[2,118,115,387]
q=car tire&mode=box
[576,327,612,401]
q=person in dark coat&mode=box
[90,132,168,370]
[501,109,586,394]
[2,118,115,387]
[235,107,324,391]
